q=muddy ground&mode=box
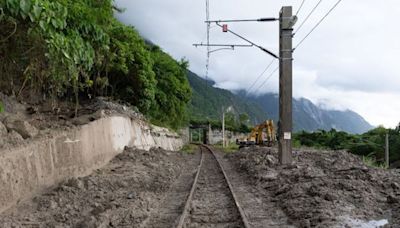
[0,147,197,228]
[227,147,400,227]
[0,93,144,151]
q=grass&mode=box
[0,101,3,113]
[180,144,198,154]
[214,142,239,153]
[362,156,388,169]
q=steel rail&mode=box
[177,144,250,228]
[176,145,204,228]
[203,145,251,228]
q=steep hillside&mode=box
[187,71,266,123]
[188,71,373,134]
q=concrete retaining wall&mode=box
[0,115,183,213]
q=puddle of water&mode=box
[341,217,388,228]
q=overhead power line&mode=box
[214,22,279,59]
[246,59,275,95]
[294,0,343,50]
[253,66,279,95]
[294,0,323,35]
[295,0,307,16]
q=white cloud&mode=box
[115,0,400,128]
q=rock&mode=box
[7,130,24,144]
[300,219,311,228]
[324,193,337,202]
[0,121,7,136]
[261,170,278,181]
[387,195,399,204]
[391,182,400,190]
[65,178,85,190]
[26,106,39,115]
[127,192,135,199]
[71,116,91,125]
[4,117,38,139]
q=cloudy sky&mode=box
[115,0,400,128]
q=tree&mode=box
[148,46,192,129]
[239,113,249,125]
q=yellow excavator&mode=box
[236,120,277,147]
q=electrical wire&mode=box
[294,0,343,50]
[205,0,210,83]
[253,66,279,95]
[294,0,323,35]
[295,0,307,16]
[246,59,275,95]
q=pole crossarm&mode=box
[193,44,253,47]
[205,18,278,23]
[213,22,279,59]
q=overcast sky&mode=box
[115,0,400,128]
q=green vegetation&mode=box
[0,101,3,113]
[187,70,264,131]
[0,0,191,129]
[214,143,239,153]
[180,144,197,154]
[294,125,400,165]
[362,155,388,169]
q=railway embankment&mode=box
[0,96,183,214]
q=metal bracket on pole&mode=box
[213,22,279,59]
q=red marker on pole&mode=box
[222,24,228,32]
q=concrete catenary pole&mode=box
[278,6,294,164]
[385,132,390,167]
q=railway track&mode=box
[177,145,249,228]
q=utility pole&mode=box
[195,6,297,162]
[208,122,212,145]
[279,6,294,164]
[222,107,225,147]
[385,132,390,167]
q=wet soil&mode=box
[214,149,294,228]
[0,94,144,151]
[144,150,201,228]
[0,147,198,228]
[227,146,400,227]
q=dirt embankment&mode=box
[227,147,400,227]
[0,147,194,228]
[0,93,144,151]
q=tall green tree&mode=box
[149,46,192,129]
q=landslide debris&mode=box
[0,147,193,228]
[0,93,144,150]
[228,147,400,227]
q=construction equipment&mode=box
[236,120,277,147]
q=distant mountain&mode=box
[187,71,374,134]
[187,71,266,122]
[250,94,374,134]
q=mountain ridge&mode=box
[188,70,374,134]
